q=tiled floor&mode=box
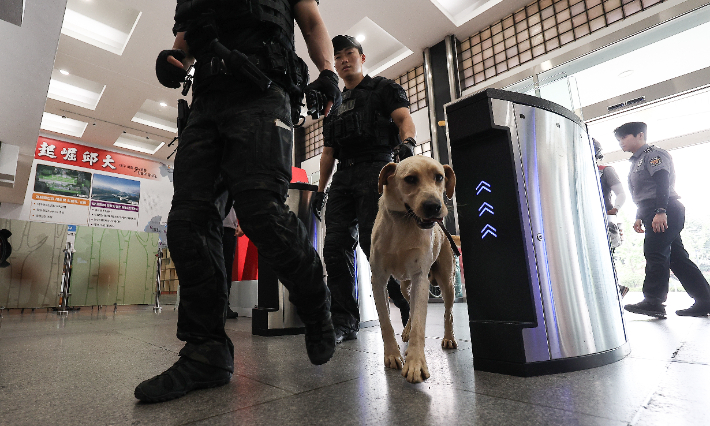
[1,292,708,425]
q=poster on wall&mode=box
[88,174,141,230]
[24,137,174,233]
[30,164,92,225]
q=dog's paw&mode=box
[402,355,430,383]
[441,337,458,349]
[384,353,404,370]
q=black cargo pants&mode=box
[168,85,329,372]
[639,198,710,304]
[323,160,406,331]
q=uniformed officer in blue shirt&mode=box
[615,122,710,318]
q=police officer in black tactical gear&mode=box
[616,122,710,319]
[135,0,342,403]
[311,35,417,344]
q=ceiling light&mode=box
[59,69,70,75]
[61,0,141,56]
[131,100,179,133]
[355,34,366,42]
[48,69,105,110]
[114,133,165,155]
[431,0,500,27]
[345,17,413,76]
[618,70,634,78]
[40,112,88,138]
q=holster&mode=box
[177,99,191,138]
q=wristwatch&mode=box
[403,137,417,146]
[654,208,667,214]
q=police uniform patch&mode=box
[649,156,662,167]
[634,159,644,171]
[393,84,409,104]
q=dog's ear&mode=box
[443,165,456,199]
[378,162,397,194]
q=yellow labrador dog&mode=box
[370,155,458,383]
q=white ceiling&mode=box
[0,0,532,205]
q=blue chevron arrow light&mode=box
[476,181,491,195]
[478,202,494,216]
[481,224,497,239]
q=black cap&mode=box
[332,35,363,54]
[592,138,603,159]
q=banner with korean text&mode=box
[24,137,174,233]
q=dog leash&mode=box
[403,203,461,257]
[436,220,461,257]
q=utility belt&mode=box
[337,153,393,169]
[636,196,680,212]
[324,114,398,149]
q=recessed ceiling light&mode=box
[59,69,70,75]
[132,100,179,133]
[48,69,106,110]
[346,18,412,76]
[40,112,88,138]
[355,34,366,42]
[431,0,499,27]
[618,70,634,78]
[61,0,142,56]
[114,133,165,155]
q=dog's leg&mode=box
[432,258,458,349]
[400,279,412,342]
[401,271,430,383]
[372,270,403,370]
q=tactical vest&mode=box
[174,0,308,102]
[323,77,399,157]
[175,0,295,50]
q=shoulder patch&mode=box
[649,156,662,167]
[393,85,408,103]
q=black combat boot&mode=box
[676,300,710,317]
[134,357,232,403]
[334,325,358,344]
[624,299,666,319]
[303,311,336,365]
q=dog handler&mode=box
[616,122,710,319]
[135,0,341,403]
[312,35,416,343]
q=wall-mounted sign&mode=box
[35,137,162,180]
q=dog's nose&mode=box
[422,200,442,218]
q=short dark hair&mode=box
[614,122,647,139]
[332,35,363,55]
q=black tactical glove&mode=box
[156,49,187,89]
[394,138,416,162]
[305,70,342,114]
[311,192,326,221]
